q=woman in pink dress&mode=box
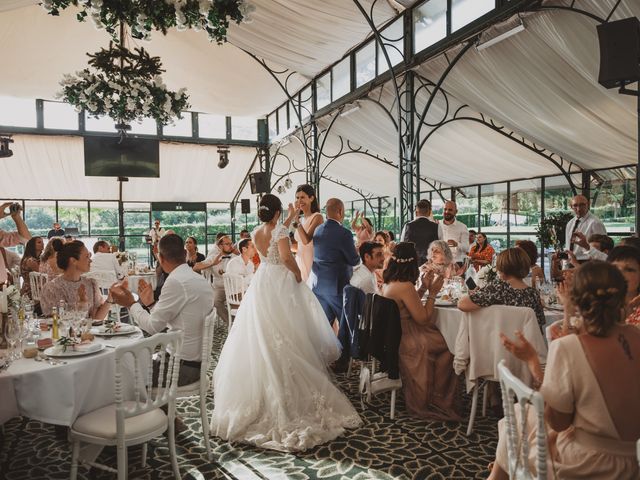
[292,184,324,282]
[351,210,374,247]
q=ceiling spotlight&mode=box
[217,145,230,169]
[284,177,293,189]
[0,136,14,158]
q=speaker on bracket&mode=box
[249,172,270,194]
[597,17,640,89]
[240,198,251,214]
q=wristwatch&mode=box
[292,221,299,229]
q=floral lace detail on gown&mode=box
[254,224,289,266]
[212,223,361,452]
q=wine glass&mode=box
[6,312,21,361]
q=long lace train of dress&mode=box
[210,224,361,452]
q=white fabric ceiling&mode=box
[0,0,638,205]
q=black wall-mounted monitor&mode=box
[84,136,160,178]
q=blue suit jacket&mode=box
[310,219,360,298]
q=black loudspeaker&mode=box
[597,17,640,89]
[249,172,270,194]
[240,199,251,214]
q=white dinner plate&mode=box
[435,299,457,307]
[44,343,105,357]
[90,324,139,336]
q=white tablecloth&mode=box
[434,305,549,392]
[127,274,157,294]
[0,329,144,426]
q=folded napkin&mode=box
[72,342,102,353]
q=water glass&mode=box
[6,312,21,361]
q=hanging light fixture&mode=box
[217,146,230,169]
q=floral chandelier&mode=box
[42,0,255,135]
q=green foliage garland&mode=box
[536,212,574,249]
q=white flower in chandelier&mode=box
[198,0,212,16]
[238,0,256,24]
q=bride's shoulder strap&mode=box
[273,224,290,242]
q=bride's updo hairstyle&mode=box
[258,194,282,223]
[383,241,419,284]
[570,260,626,337]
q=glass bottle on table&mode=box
[51,306,59,340]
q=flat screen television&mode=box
[84,137,160,178]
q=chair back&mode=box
[114,331,183,430]
[29,271,48,301]
[223,273,245,306]
[359,293,401,378]
[339,285,366,360]
[84,270,118,294]
[498,359,547,480]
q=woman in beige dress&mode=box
[382,242,460,421]
[490,260,640,479]
[292,184,324,282]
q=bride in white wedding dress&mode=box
[210,194,361,452]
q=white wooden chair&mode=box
[498,359,547,480]
[222,273,246,330]
[29,271,48,302]
[69,331,184,480]
[175,309,216,460]
[359,358,402,419]
[83,270,118,295]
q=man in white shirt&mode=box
[110,234,213,386]
[564,195,607,260]
[226,238,256,290]
[440,200,469,265]
[350,241,384,295]
[194,235,235,325]
[91,240,125,279]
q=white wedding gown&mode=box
[210,224,362,452]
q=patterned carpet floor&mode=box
[1,325,499,480]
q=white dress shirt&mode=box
[91,252,125,278]
[564,212,607,259]
[226,255,255,289]
[440,219,469,262]
[210,253,236,288]
[129,263,213,362]
[149,227,165,246]
[350,264,378,295]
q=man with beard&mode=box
[440,200,469,266]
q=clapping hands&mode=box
[109,280,136,308]
[500,330,537,363]
[137,279,154,306]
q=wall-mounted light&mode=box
[0,136,14,158]
[217,145,230,169]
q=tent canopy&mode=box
[0,0,637,203]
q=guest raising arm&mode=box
[0,202,31,284]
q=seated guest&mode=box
[469,232,494,271]
[40,238,64,278]
[226,238,256,290]
[350,241,385,295]
[490,261,640,480]
[90,240,124,278]
[382,242,460,421]
[47,222,65,239]
[515,239,544,287]
[468,229,477,247]
[422,239,455,278]
[458,248,545,330]
[20,236,43,297]
[110,234,214,386]
[606,246,640,327]
[620,235,640,251]
[1,247,20,280]
[570,231,614,261]
[40,241,110,320]
[373,230,392,287]
[0,202,31,285]
[185,236,205,268]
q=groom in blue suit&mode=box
[309,198,360,326]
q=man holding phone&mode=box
[564,195,606,260]
[0,202,32,284]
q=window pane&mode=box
[316,72,331,110]
[480,183,507,234]
[90,201,119,238]
[85,114,116,133]
[355,41,376,88]
[207,205,231,236]
[414,0,447,53]
[591,167,636,235]
[163,114,192,137]
[277,105,288,135]
[378,18,404,74]
[124,236,151,263]
[58,201,88,236]
[199,113,227,139]
[267,114,277,140]
[129,117,157,135]
[288,101,300,129]
[231,116,257,141]
[43,101,78,130]
[300,86,313,121]
[509,179,541,233]
[456,186,479,229]
[24,201,56,238]
[431,193,446,221]
[152,210,206,247]
[452,0,494,32]
[544,175,581,216]
[0,96,37,128]
[332,57,351,101]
